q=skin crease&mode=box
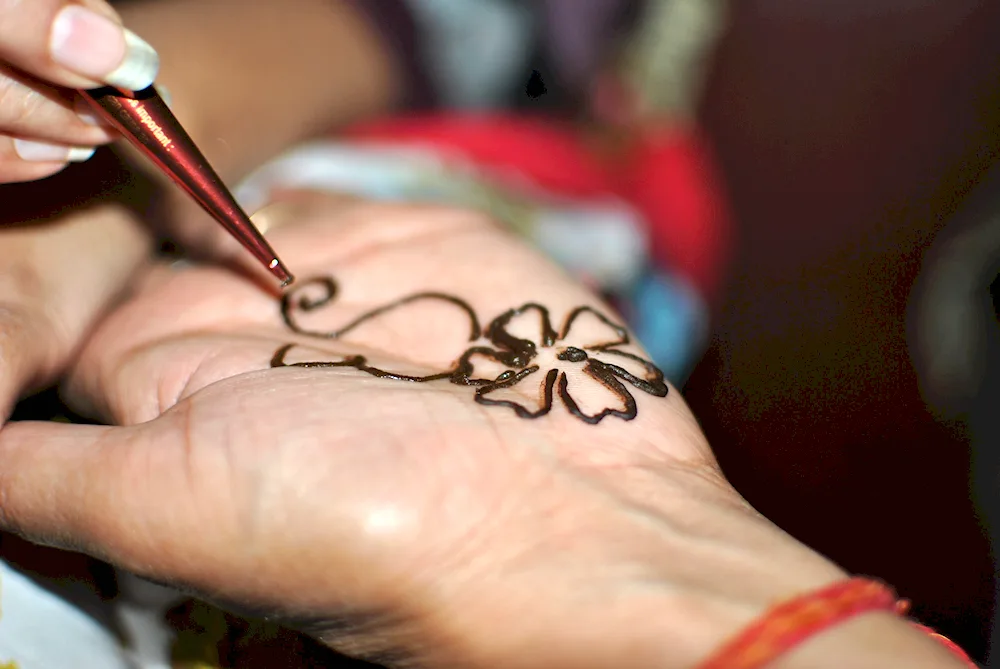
[0,192,969,668]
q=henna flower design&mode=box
[455,304,668,423]
[271,277,668,424]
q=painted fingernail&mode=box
[67,145,97,162]
[50,6,159,91]
[14,139,96,163]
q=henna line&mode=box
[596,349,669,397]
[281,277,481,342]
[450,346,504,386]
[557,346,588,363]
[560,305,630,349]
[476,367,556,419]
[485,303,558,361]
[271,344,453,382]
[271,275,670,424]
[558,362,637,424]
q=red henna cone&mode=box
[80,85,294,287]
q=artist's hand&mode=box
[0,151,151,420]
[0,0,158,182]
[0,194,959,668]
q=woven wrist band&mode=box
[694,577,977,669]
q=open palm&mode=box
[0,194,841,667]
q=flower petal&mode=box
[476,366,557,419]
[484,303,557,365]
[558,306,629,350]
[593,349,669,398]
[452,346,519,386]
[557,363,637,424]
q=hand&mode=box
[0,0,158,182]
[0,149,151,420]
[0,0,399,408]
[0,191,866,668]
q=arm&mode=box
[771,615,971,669]
[116,0,400,183]
[0,192,975,668]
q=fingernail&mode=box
[67,146,97,162]
[50,6,159,91]
[14,139,95,163]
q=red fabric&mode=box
[347,114,613,198]
[344,113,732,301]
[619,127,731,300]
[695,578,976,669]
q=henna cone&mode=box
[81,85,294,287]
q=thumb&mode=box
[0,0,158,92]
[0,418,257,603]
[0,421,141,558]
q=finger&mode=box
[261,196,591,320]
[252,188,366,235]
[0,0,158,92]
[150,188,362,285]
[0,421,181,578]
[0,133,96,182]
[0,418,315,609]
[0,199,149,413]
[0,66,116,145]
[0,420,215,584]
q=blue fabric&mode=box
[622,271,707,383]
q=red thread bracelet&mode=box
[694,577,977,669]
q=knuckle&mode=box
[0,75,49,132]
[0,73,17,114]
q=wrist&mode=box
[768,612,974,669]
[526,575,972,669]
[375,466,853,669]
[414,461,967,669]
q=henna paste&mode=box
[272,276,668,423]
[281,276,481,342]
[559,306,630,349]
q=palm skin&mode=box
[0,194,845,668]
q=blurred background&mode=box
[684,0,1000,660]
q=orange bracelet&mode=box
[694,577,978,669]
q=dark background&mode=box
[685,0,1000,658]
